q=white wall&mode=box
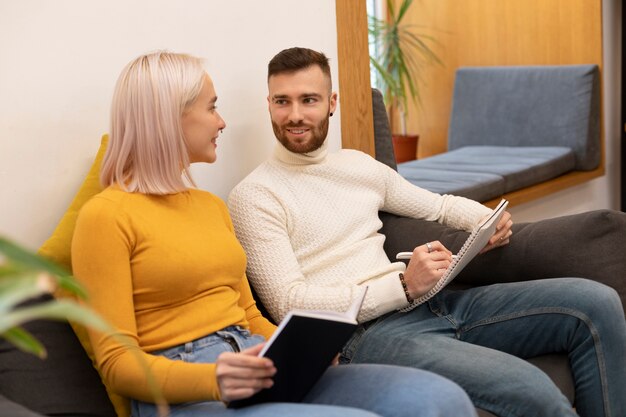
[0,0,341,249]
[509,0,622,223]
[1,0,621,249]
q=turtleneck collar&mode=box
[272,139,329,166]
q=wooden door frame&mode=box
[335,0,375,156]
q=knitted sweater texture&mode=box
[228,142,491,323]
[72,186,275,403]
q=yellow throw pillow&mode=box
[37,134,131,417]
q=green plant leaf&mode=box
[395,0,414,24]
[0,263,26,278]
[0,238,69,278]
[387,0,397,24]
[0,237,88,299]
[0,299,110,335]
[0,273,53,314]
[2,326,47,358]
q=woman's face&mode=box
[182,73,226,163]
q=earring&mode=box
[220,128,224,134]
[330,112,334,117]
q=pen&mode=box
[396,252,459,261]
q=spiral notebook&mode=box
[396,199,508,311]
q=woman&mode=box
[72,51,477,417]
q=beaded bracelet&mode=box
[398,272,412,302]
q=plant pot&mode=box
[392,134,419,163]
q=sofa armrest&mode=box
[380,209,626,313]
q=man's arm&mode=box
[379,163,492,232]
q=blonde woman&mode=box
[71,51,477,417]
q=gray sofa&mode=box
[394,65,601,202]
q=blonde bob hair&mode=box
[101,51,206,194]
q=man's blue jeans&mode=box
[341,278,626,417]
[131,326,477,417]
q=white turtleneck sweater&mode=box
[228,141,491,323]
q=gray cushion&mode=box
[449,65,600,170]
[397,164,505,201]
[398,145,576,198]
[372,88,397,171]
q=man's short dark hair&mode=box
[267,47,331,81]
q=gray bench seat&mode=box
[398,146,575,201]
[386,64,601,202]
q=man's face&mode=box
[267,65,337,154]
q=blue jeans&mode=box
[131,326,476,417]
[340,278,626,417]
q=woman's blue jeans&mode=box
[341,278,626,417]
[131,326,477,417]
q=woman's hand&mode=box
[216,343,276,402]
[402,240,453,299]
[481,211,513,253]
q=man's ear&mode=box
[330,92,338,114]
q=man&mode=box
[228,47,626,417]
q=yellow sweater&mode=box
[72,186,275,403]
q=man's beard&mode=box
[272,113,330,154]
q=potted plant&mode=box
[369,0,441,163]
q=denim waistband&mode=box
[150,325,253,356]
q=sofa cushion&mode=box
[526,354,575,404]
[372,88,397,171]
[397,145,576,199]
[449,65,600,171]
[397,163,505,201]
[0,296,116,417]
